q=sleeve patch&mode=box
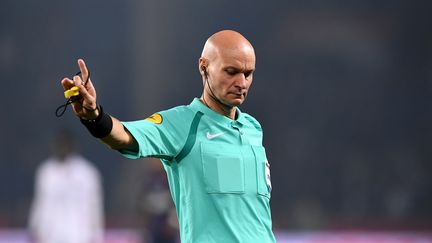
[145,113,163,124]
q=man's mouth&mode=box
[229,92,245,97]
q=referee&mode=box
[61,30,276,243]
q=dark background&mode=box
[0,0,431,231]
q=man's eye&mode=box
[226,69,237,75]
[244,71,252,78]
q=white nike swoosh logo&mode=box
[206,131,225,139]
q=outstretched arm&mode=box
[60,59,138,151]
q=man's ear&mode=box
[199,57,208,75]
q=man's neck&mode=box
[200,94,237,120]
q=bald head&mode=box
[201,30,255,63]
[198,30,256,117]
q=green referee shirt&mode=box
[120,98,275,243]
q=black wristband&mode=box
[80,105,113,138]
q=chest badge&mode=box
[265,160,272,192]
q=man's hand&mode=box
[61,59,99,120]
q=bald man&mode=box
[61,30,276,243]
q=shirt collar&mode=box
[189,98,246,126]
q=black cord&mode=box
[55,70,90,117]
[204,72,232,109]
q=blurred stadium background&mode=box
[0,0,431,242]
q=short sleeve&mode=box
[118,106,194,161]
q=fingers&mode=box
[61,78,75,90]
[74,74,97,108]
[84,77,96,93]
[73,75,83,87]
[78,59,89,82]
[78,84,98,112]
[77,80,93,100]
[59,59,98,116]
[77,58,94,91]
[74,73,96,95]
[73,75,90,97]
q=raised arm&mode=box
[60,59,138,151]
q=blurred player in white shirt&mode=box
[29,129,104,243]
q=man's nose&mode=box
[235,73,248,89]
